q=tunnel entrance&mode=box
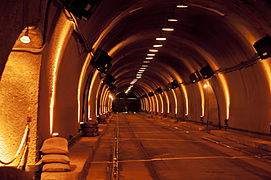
[112,92,141,112]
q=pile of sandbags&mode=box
[40,137,71,172]
[80,121,99,137]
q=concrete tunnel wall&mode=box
[1,0,271,168]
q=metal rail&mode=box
[112,115,119,180]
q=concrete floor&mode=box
[84,113,271,180]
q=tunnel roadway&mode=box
[85,113,271,180]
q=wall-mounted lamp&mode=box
[253,35,271,59]
[20,27,31,44]
[200,65,214,79]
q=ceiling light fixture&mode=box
[144,61,150,63]
[177,1,188,8]
[162,28,174,31]
[146,57,153,60]
[147,54,155,56]
[142,65,148,67]
[168,17,178,22]
[149,49,158,52]
[156,37,167,41]
[153,44,163,48]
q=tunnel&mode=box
[1,0,271,179]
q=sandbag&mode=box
[42,163,71,172]
[41,154,70,164]
[40,137,68,154]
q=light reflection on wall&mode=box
[198,82,205,117]
[49,15,73,135]
[96,81,103,115]
[164,91,170,114]
[158,93,164,113]
[78,53,92,123]
[181,84,189,115]
[218,73,230,119]
[88,70,99,119]
[172,89,178,115]
[154,94,159,113]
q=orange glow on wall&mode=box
[172,89,178,115]
[78,53,92,123]
[218,73,230,119]
[88,70,99,118]
[181,84,189,115]
[164,92,170,114]
[198,82,205,117]
[158,93,164,113]
[261,60,271,97]
[49,16,73,135]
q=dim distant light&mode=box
[144,61,150,63]
[142,65,148,67]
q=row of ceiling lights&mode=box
[125,1,188,94]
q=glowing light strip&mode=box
[164,92,170,113]
[154,94,159,113]
[218,74,230,119]
[198,82,205,117]
[78,53,92,123]
[181,84,189,115]
[172,89,178,115]
[158,93,164,113]
[49,19,73,135]
[88,70,99,119]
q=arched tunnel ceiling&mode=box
[82,0,271,96]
